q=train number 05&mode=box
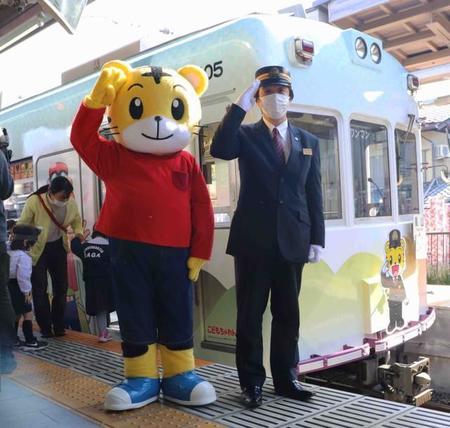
[204,61,223,79]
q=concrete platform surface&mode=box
[0,376,99,428]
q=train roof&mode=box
[1,13,418,128]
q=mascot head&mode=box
[103,61,208,155]
[384,229,406,279]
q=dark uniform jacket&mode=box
[71,236,115,315]
[210,104,325,263]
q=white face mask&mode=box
[259,93,290,120]
[49,195,67,208]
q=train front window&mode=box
[288,112,342,220]
[200,122,233,228]
[395,129,419,215]
[351,120,391,218]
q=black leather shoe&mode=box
[241,386,263,408]
[275,380,315,401]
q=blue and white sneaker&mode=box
[104,377,160,411]
[161,370,216,406]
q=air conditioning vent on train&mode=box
[435,144,450,159]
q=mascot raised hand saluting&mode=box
[70,60,215,410]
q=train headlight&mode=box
[407,74,420,92]
[355,37,367,59]
[370,43,382,64]
[293,37,314,66]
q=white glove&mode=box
[235,80,260,112]
[308,245,324,263]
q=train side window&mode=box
[199,122,233,227]
[395,129,419,215]
[288,112,342,220]
[35,150,84,218]
[351,120,391,218]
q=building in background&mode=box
[306,0,450,180]
[307,0,450,284]
[420,102,450,182]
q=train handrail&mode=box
[297,308,436,375]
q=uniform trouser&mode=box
[31,238,68,334]
[234,254,304,391]
[0,251,15,355]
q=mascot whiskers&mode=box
[70,61,216,410]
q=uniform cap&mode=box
[255,66,292,88]
[388,229,401,248]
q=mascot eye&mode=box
[389,256,393,265]
[129,97,143,119]
[398,255,402,263]
[171,98,184,120]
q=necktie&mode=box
[272,128,285,164]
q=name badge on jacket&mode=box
[303,148,313,156]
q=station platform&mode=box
[3,330,450,428]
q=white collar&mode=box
[263,118,289,135]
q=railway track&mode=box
[305,369,450,414]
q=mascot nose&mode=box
[154,116,162,123]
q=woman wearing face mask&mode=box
[211,66,325,408]
[18,175,83,338]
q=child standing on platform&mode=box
[8,224,47,349]
[71,228,115,343]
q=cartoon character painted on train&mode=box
[70,61,216,411]
[381,229,407,334]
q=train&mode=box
[0,12,435,393]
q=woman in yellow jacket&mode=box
[18,176,83,337]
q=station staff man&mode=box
[210,66,325,407]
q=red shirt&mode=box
[70,104,214,259]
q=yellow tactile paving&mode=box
[8,349,223,427]
[82,402,220,428]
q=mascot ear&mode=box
[101,60,133,76]
[177,65,208,97]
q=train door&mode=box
[35,149,98,333]
[195,121,238,362]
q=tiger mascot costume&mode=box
[70,60,216,410]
